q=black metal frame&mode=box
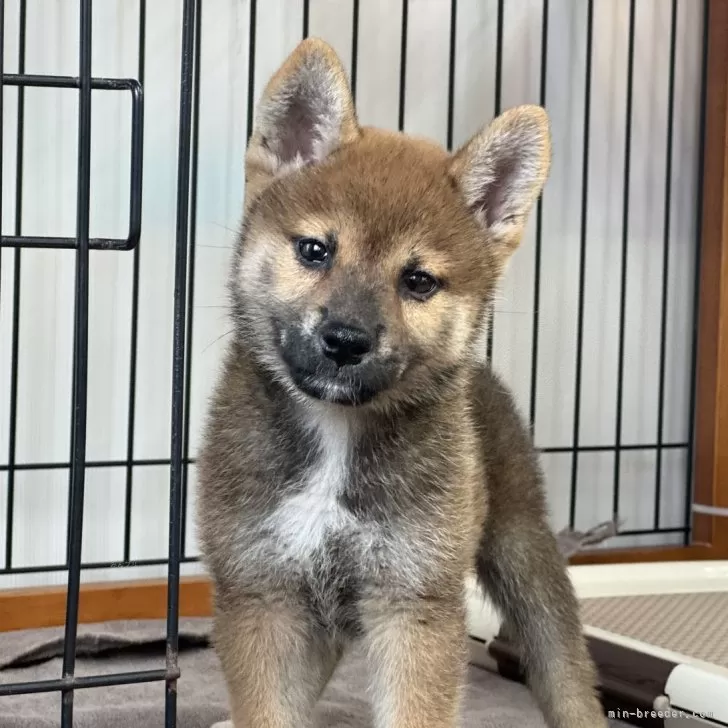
[0,0,707,724]
[0,0,189,724]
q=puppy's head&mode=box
[232,39,550,408]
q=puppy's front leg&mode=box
[361,598,468,728]
[213,598,339,728]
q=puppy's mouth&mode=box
[291,371,378,406]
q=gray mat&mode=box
[0,619,628,727]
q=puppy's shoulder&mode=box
[469,365,547,518]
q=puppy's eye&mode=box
[400,270,440,301]
[296,237,329,267]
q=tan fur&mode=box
[449,105,552,264]
[362,599,468,728]
[240,125,497,395]
[214,601,341,728]
[200,38,606,728]
[245,38,359,210]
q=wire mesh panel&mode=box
[0,0,708,723]
[0,0,194,723]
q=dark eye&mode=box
[400,270,440,301]
[296,237,329,267]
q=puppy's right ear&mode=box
[245,38,359,205]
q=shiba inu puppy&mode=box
[197,38,606,728]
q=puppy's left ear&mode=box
[449,105,551,263]
[245,38,359,206]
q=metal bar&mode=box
[123,0,147,564]
[0,669,178,698]
[2,442,694,474]
[612,0,638,523]
[568,0,594,529]
[0,0,4,248]
[125,78,144,250]
[2,233,138,249]
[611,527,689,537]
[493,0,504,118]
[0,555,199,576]
[246,0,257,141]
[1,234,127,249]
[654,0,679,531]
[181,0,203,559]
[61,0,94,723]
[1,73,138,89]
[1,457,194,472]
[684,0,711,545]
[1,77,143,251]
[351,0,359,102]
[302,0,310,39]
[485,0,505,364]
[543,442,688,454]
[529,0,549,430]
[0,514,687,576]
[445,0,457,151]
[397,0,408,132]
[3,0,25,573]
[0,0,4,562]
[165,0,197,723]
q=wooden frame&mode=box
[690,0,728,560]
[1,0,727,632]
[0,577,213,632]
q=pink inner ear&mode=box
[274,96,320,165]
[480,153,519,228]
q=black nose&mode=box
[319,321,373,367]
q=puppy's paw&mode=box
[210,722,233,728]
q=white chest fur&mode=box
[264,410,356,566]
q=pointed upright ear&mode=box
[245,38,359,204]
[449,105,551,263]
